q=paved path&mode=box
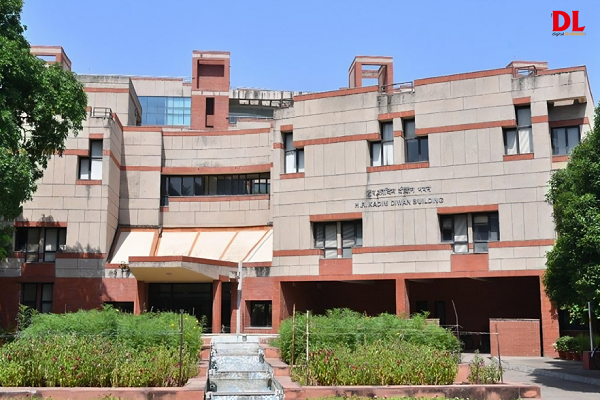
[504,368,600,400]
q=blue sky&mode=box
[22,0,599,101]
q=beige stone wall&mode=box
[271,69,594,277]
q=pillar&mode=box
[212,280,222,334]
[396,278,409,317]
[540,277,560,357]
[135,281,147,315]
[230,281,238,333]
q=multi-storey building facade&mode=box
[0,46,594,357]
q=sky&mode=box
[21,0,600,101]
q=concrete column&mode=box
[212,280,222,334]
[135,281,147,315]
[395,278,409,317]
[272,281,281,333]
[540,277,560,357]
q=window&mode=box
[249,301,272,327]
[472,213,499,253]
[21,283,53,313]
[139,96,191,126]
[314,220,362,258]
[284,132,304,173]
[440,214,468,253]
[104,302,134,313]
[504,106,533,155]
[79,140,103,180]
[371,122,394,166]
[439,213,499,253]
[551,126,580,156]
[160,173,270,205]
[404,119,428,162]
[14,227,66,263]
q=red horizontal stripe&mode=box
[294,85,378,102]
[161,163,272,175]
[129,255,237,267]
[310,212,362,222]
[293,133,379,147]
[367,162,429,172]
[416,119,516,135]
[437,204,499,214]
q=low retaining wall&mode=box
[0,386,204,400]
[490,318,541,357]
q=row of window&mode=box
[139,96,191,126]
[14,228,67,263]
[78,140,103,180]
[160,174,270,205]
[311,212,499,259]
[22,283,53,313]
[371,119,429,166]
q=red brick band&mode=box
[280,172,305,179]
[549,117,589,128]
[169,194,269,202]
[293,133,379,148]
[503,153,534,162]
[162,163,272,175]
[310,212,362,222]
[294,85,378,101]
[367,162,429,172]
[437,204,498,214]
[415,120,516,135]
[378,110,415,121]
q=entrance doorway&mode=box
[148,283,213,330]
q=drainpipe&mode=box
[236,261,243,334]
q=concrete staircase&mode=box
[204,336,284,400]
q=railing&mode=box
[513,65,538,77]
[90,107,112,118]
[379,81,415,94]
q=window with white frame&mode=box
[472,213,500,253]
[551,126,580,156]
[404,119,428,162]
[79,140,103,180]
[371,122,394,166]
[440,213,499,253]
[284,132,304,173]
[504,106,533,155]
[440,214,468,253]
[314,220,362,258]
[14,227,66,263]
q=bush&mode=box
[467,351,503,384]
[553,336,572,352]
[0,307,203,387]
[293,340,458,386]
[278,309,461,364]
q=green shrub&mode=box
[467,351,503,384]
[0,307,203,387]
[574,334,593,353]
[553,336,572,352]
[278,309,461,364]
[293,340,458,386]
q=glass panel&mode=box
[371,142,382,166]
[473,214,489,241]
[419,137,429,161]
[404,120,416,139]
[355,222,362,246]
[284,133,294,151]
[441,217,453,241]
[314,224,324,248]
[79,158,90,179]
[168,177,182,196]
[44,252,56,262]
[42,284,53,301]
[90,140,103,157]
[324,249,337,258]
[208,176,218,195]
[567,127,580,153]
[45,228,58,252]
[490,214,500,241]
[23,284,37,303]
[59,229,67,247]
[474,242,489,253]
[194,177,204,196]
[15,228,28,252]
[297,150,305,172]
[406,139,419,163]
[454,243,468,253]
[505,130,518,155]
[383,141,394,165]
[342,247,353,258]
[556,128,567,155]
[342,222,355,248]
[382,123,393,141]
[453,215,468,243]
[41,302,52,313]
[285,151,296,173]
[27,229,40,254]
[181,177,194,196]
[518,127,532,153]
[516,107,531,127]
[324,224,337,249]
[90,159,102,180]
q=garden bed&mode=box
[0,307,203,388]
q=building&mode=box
[0,46,594,357]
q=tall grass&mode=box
[0,307,203,387]
[277,309,461,364]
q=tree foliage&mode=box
[0,0,87,223]
[544,103,600,321]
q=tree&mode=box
[544,103,600,322]
[0,0,87,258]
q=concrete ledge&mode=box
[279,383,540,400]
[0,385,204,400]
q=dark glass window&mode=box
[21,283,53,313]
[404,119,428,163]
[284,132,304,173]
[371,122,394,166]
[439,214,468,253]
[79,140,103,180]
[250,301,272,327]
[504,106,533,155]
[162,173,271,199]
[15,227,66,263]
[104,302,134,313]
[440,213,499,253]
[473,213,500,253]
[551,126,580,156]
[314,220,362,259]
